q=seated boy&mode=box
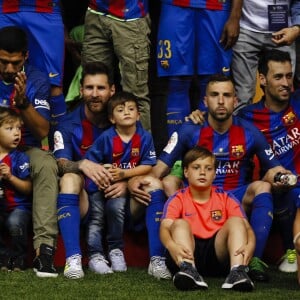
[160,146,255,292]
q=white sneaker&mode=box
[148,256,171,280]
[109,249,127,272]
[89,254,113,274]
[278,249,297,273]
[64,254,84,279]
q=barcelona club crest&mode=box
[211,210,222,221]
[231,145,245,158]
[131,148,140,157]
[282,111,296,125]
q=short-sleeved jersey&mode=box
[88,0,148,19]
[159,117,280,190]
[0,63,51,148]
[239,96,300,175]
[161,0,231,10]
[1,149,31,212]
[84,124,156,193]
[162,186,246,239]
[0,0,61,13]
[53,103,110,161]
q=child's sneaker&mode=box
[109,249,127,272]
[89,253,113,274]
[148,256,171,280]
[222,265,254,292]
[0,254,12,271]
[278,249,297,273]
[33,244,58,278]
[64,254,84,279]
[173,261,208,291]
[11,256,26,271]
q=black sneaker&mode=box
[173,261,208,290]
[11,256,26,271]
[0,254,12,271]
[248,257,269,282]
[222,265,254,292]
[33,244,58,278]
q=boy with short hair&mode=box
[0,107,32,271]
[160,146,255,292]
[84,91,156,274]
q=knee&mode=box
[142,175,163,193]
[59,173,84,194]
[163,175,183,197]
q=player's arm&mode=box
[0,162,32,195]
[109,165,152,182]
[220,0,243,49]
[57,158,82,175]
[14,72,50,140]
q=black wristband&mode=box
[15,98,30,110]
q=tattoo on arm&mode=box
[58,159,81,175]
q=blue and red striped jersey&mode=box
[0,0,61,13]
[159,117,280,191]
[239,95,300,176]
[1,149,31,212]
[84,123,156,193]
[88,0,148,19]
[161,0,231,10]
[0,63,51,148]
[53,103,110,162]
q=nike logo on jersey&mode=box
[222,67,230,73]
[49,72,59,78]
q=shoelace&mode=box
[283,249,297,263]
[249,257,268,272]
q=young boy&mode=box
[0,107,32,271]
[84,91,156,274]
[160,146,255,292]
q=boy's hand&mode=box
[0,163,12,180]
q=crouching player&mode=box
[160,146,255,292]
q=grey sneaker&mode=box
[89,254,113,274]
[173,261,208,290]
[64,254,84,279]
[109,249,127,272]
[148,256,171,280]
[222,265,254,292]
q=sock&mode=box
[145,189,166,257]
[57,193,81,258]
[166,76,192,137]
[250,193,273,258]
[196,75,210,112]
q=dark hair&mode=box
[80,61,113,86]
[0,26,28,55]
[0,107,22,126]
[206,74,234,93]
[107,91,139,117]
[258,49,291,76]
[182,146,217,170]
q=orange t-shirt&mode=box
[162,186,246,239]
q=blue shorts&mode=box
[0,12,65,87]
[228,185,248,203]
[157,3,232,77]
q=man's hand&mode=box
[14,71,29,108]
[220,17,240,49]
[128,176,151,206]
[185,109,206,125]
[272,26,300,46]
[79,159,113,189]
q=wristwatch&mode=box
[15,97,30,110]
